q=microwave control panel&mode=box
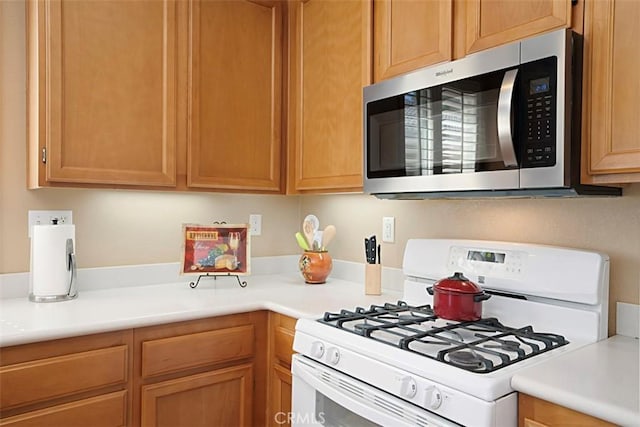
[523,75,555,168]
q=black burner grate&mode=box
[318,301,569,374]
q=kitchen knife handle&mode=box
[364,238,370,263]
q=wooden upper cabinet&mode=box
[461,0,572,57]
[582,0,640,183]
[373,0,452,82]
[27,0,178,188]
[288,0,372,193]
[187,0,283,192]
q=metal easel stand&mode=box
[189,273,248,289]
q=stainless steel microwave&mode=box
[363,29,620,198]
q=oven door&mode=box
[291,354,460,427]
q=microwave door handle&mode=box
[497,68,519,167]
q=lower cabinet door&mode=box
[269,363,292,427]
[0,391,127,427]
[140,364,253,427]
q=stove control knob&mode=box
[400,377,418,398]
[425,386,443,410]
[327,347,341,365]
[310,341,325,359]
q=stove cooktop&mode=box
[319,301,568,374]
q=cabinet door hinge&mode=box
[41,147,46,164]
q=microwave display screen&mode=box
[530,77,550,95]
[467,250,505,263]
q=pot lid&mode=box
[434,272,483,294]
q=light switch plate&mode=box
[28,210,73,238]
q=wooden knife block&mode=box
[365,264,382,295]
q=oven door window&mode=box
[367,67,518,179]
[315,391,379,427]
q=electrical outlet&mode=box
[382,216,395,243]
[28,210,73,238]
[249,214,262,236]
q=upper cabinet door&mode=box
[583,0,640,182]
[462,0,572,56]
[373,0,452,82]
[187,0,283,192]
[28,0,178,187]
[289,0,372,193]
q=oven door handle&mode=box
[497,68,519,168]
[292,355,457,427]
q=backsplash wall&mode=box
[299,189,640,336]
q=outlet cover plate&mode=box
[382,216,395,243]
[28,210,73,238]
[249,214,262,236]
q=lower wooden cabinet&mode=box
[1,311,285,427]
[267,312,297,427]
[141,364,253,427]
[519,393,615,427]
[0,330,132,426]
[133,311,267,427]
[270,364,293,427]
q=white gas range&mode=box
[292,239,609,427]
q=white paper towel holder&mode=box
[29,225,78,303]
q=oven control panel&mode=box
[448,246,527,280]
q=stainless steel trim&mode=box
[520,29,570,189]
[66,238,78,298]
[497,69,519,168]
[29,293,77,303]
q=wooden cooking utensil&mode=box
[322,225,336,249]
[303,219,315,248]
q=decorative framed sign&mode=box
[181,224,250,275]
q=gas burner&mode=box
[319,301,569,374]
[447,350,488,370]
[482,338,523,353]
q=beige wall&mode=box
[2,2,638,336]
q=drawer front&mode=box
[0,391,127,427]
[142,325,254,378]
[0,346,128,410]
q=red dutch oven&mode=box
[426,272,491,321]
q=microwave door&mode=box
[365,68,521,195]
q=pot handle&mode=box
[426,286,434,295]
[474,292,491,302]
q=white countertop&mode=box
[512,335,640,426]
[0,273,401,347]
